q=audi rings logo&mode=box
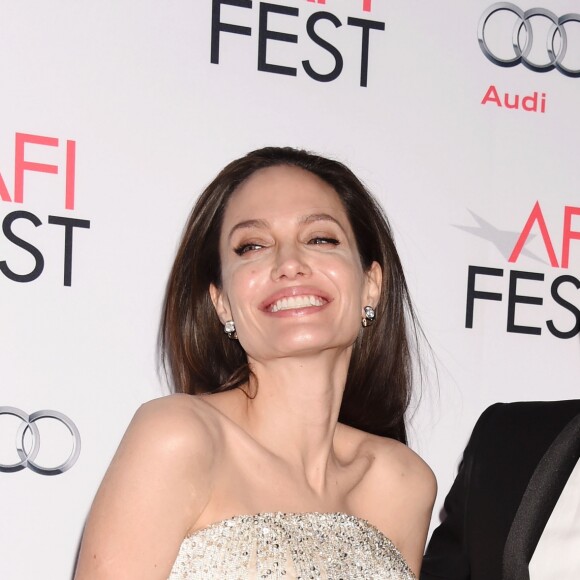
[0,407,81,475]
[478,3,580,77]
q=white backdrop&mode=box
[1,1,579,578]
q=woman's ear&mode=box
[363,261,382,308]
[209,283,231,324]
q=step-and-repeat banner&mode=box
[1,1,578,577]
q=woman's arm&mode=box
[356,437,437,578]
[386,444,437,576]
[74,395,215,579]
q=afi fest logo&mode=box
[211,0,384,86]
[462,202,580,339]
[0,133,90,286]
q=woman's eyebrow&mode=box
[300,213,345,230]
[227,219,270,241]
[228,213,344,241]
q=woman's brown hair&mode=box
[161,147,420,443]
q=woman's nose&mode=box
[271,245,312,281]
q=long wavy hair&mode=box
[161,147,420,443]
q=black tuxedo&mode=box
[421,400,580,580]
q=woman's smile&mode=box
[260,285,332,315]
[270,295,326,312]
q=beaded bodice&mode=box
[168,512,416,579]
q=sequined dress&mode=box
[168,512,416,579]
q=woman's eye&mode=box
[234,243,264,256]
[308,237,340,246]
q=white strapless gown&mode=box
[168,512,416,579]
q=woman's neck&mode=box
[240,348,351,492]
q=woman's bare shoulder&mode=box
[360,432,436,521]
[379,439,435,510]
[138,392,221,431]
[74,394,223,578]
[124,394,222,462]
[338,425,436,576]
[338,423,436,499]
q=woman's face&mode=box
[210,165,381,362]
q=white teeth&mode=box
[270,295,325,312]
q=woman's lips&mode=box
[270,295,326,312]
[260,286,331,313]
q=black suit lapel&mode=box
[502,412,580,580]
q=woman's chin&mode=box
[247,333,356,360]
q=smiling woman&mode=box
[164,147,418,441]
[74,147,435,580]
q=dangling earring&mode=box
[224,320,238,339]
[361,306,376,327]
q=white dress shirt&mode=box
[529,459,580,579]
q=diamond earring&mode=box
[361,306,376,327]
[224,320,237,339]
